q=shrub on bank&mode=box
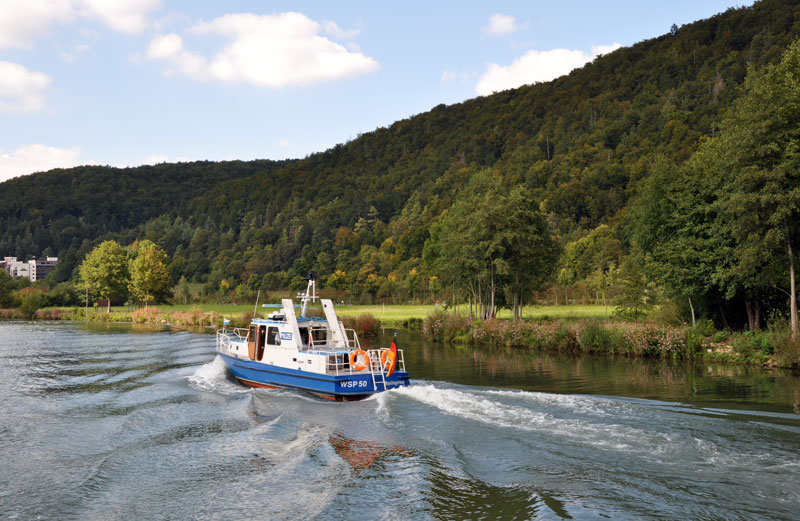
[132,307,163,324]
[775,338,800,367]
[618,322,689,357]
[423,309,469,342]
[340,313,382,337]
[0,308,24,319]
[730,321,800,366]
[578,320,624,354]
[170,308,218,327]
[35,308,64,320]
[425,314,699,359]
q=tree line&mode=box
[2,0,800,334]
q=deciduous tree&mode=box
[78,240,128,312]
[128,240,171,307]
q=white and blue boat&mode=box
[216,275,410,400]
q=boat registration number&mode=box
[280,332,292,341]
[339,380,368,388]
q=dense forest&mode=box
[3,0,800,330]
[0,159,292,280]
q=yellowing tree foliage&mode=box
[78,240,128,312]
[128,240,171,307]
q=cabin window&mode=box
[257,325,267,361]
[311,328,327,345]
[267,326,280,346]
[299,327,309,347]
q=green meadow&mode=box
[145,302,614,327]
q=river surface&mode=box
[1,321,798,520]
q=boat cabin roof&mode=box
[250,316,327,326]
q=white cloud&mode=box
[142,153,170,165]
[440,69,473,85]
[146,12,379,88]
[0,144,85,182]
[0,0,75,49]
[486,14,517,36]
[113,154,193,168]
[475,43,622,95]
[322,20,360,39]
[278,139,292,148]
[58,42,91,62]
[592,43,622,57]
[79,0,160,33]
[147,33,183,59]
[441,69,458,84]
[0,61,51,112]
[0,0,160,49]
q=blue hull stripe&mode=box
[219,353,409,397]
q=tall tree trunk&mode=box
[786,223,798,341]
[745,300,755,332]
[106,296,111,314]
[490,268,496,319]
[469,284,475,320]
[688,297,696,328]
[754,299,761,331]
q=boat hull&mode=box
[219,353,410,401]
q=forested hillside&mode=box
[3,0,800,328]
[0,159,292,279]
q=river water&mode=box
[1,322,798,520]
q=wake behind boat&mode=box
[215,274,410,400]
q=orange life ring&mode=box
[349,349,370,371]
[379,348,396,371]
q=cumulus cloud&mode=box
[322,20,360,39]
[475,43,622,95]
[0,144,85,182]
[141,153,170,165]
[80,0,161,33]
[592,43,623,57]
[486,14,517,36]
[0,0,160,48]
[146,12,379,88]
[0,61,51,112]
[58,43,91,63]
[441,69,473,85]
[0,0,74,49]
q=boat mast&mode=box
[299,272,318,318]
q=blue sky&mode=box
[0,0,753,182]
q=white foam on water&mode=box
[483,388,629,418]
[187,355,249,394]
[393,384,672,452]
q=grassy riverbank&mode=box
[4,303,797,368]
[30,303,611,327]
[423,310,800,369]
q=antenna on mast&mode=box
[298,272,318,317]
[252,290,261,318]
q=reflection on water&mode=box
[384,329,800,415]
[0,321,798,520]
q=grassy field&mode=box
[143,302,615,326]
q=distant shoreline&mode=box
[2,303,796,370]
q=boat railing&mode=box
[307,324,328,349]
[216,328,248,353]
[319,348,406,377]
[342,326,361,350]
